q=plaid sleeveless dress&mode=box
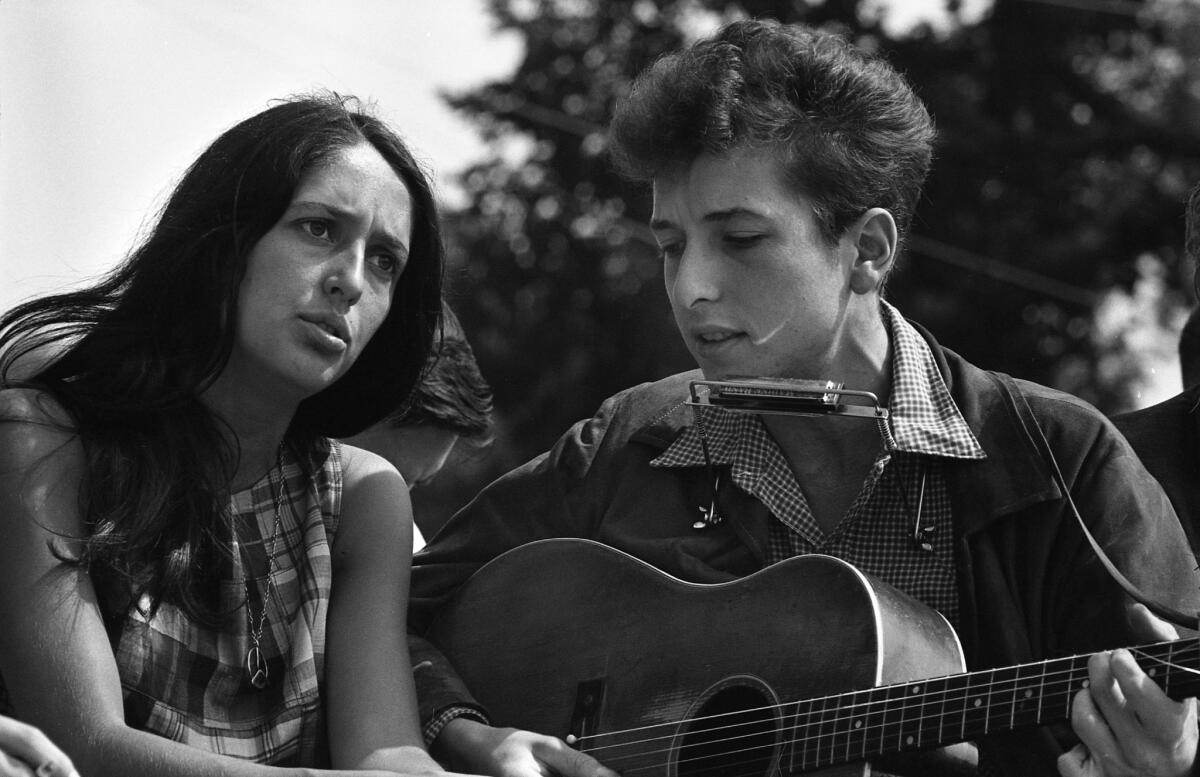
[115,438,343,765]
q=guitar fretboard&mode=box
[788,638,1200,772]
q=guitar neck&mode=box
[790,638,1200,772]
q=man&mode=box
[345,304,494,546]
[1112,184,1200,555]
[410,19,1200,777]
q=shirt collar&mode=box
[882,301,985,459]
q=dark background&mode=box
[414,0,1200,534]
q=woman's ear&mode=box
[848,208,898,295]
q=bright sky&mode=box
[0,0,983,318]
[0,0,522,314]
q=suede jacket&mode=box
[410,327,1200,777]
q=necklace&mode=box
[240,443,287,690]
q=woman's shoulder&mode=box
[337,441,405,493]
[327,441,411,569]
[0,387,79,459]
[0,386,72,422]
[0,388,86,534]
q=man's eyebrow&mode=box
[651,207,764,231]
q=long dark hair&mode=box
[0,93,444,624]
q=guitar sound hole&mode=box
[676,684,778,777]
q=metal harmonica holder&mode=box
[686,377,889,422]
[684,377,895,532]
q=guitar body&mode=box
[426,538,968,776]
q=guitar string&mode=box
[576,667,1160,770]
[578,646,1200,777]
[566,642,1199,769]
[575,642,1198,750]
[579,673,1199,777]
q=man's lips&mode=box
[695,330,741,344]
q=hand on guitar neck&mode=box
[1058,603,1198,777]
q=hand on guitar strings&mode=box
[434,718,620,777]
[1058,603,1199,777]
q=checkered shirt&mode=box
[114,439,343,765]
[651,302,986,629]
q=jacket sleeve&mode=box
[406,394,622,726]
[966,384,1200,777]
[1037,393,1200,651]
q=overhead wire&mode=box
[473,86,1108,308]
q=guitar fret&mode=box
[1156,642,1174,698]
[1009,663,1042,729]
[994,665,1018,731]
[847,688,869,764]
[815,691,834,770]
[787,698,806,775]
[882,680,905,754]
[1037,659,1046,724]
[923,675,951,750]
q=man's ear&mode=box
[848,208,898,295]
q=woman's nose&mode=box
[323,246,365,306]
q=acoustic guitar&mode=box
[425,538,1199,776]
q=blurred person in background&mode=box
[407,18,1200,777]
[1178,305,1200,391]
[1113,182,1200,556]
[344,304,495,549]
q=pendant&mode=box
[246,645,269,689]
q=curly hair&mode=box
[608,18,935,245]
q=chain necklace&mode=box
[239,443,287,690]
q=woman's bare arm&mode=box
[0,391,445,777]
[327,445,450,775]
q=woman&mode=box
[0,94,471,776]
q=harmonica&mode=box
[688,377,888,420]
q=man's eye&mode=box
[657,243,683,262]
[725,233,763,247]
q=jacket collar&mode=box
[912,320,1064,532]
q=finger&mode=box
[0,720,74,777]
[1109,647,1189,736]
[1070,683,1127,774]
[1127,602,1180,642]
[0,750,37,777]
[1056,743,1091,777]
[533,737,620,777]
[1082,652,1132,736]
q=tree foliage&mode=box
[417,0,1200,526]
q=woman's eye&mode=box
[301,220,332,240]
[370,253,402,277]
